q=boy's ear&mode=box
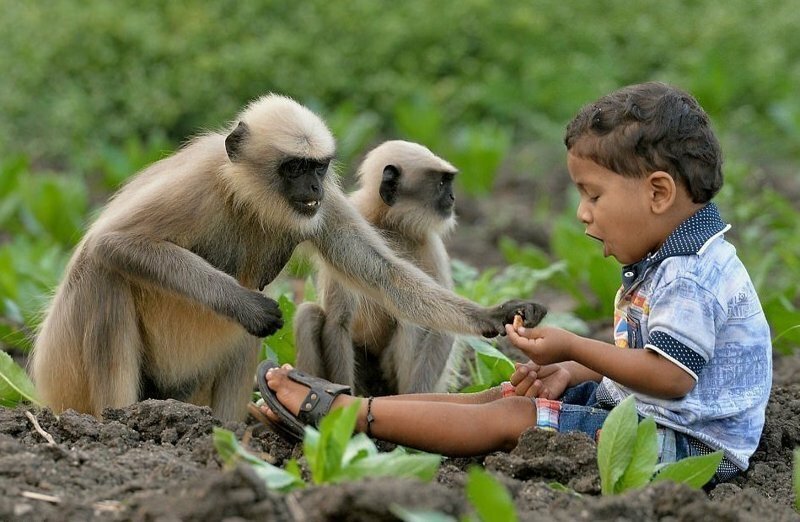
[647,171,676,214]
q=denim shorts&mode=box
[535,381,692,466]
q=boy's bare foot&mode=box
[259,364,361,427]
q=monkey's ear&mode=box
[379,165,401,206]
[225,121,250,161]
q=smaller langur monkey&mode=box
[295,141,461,394]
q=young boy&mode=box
[259,82,772,482]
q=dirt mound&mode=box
[0,353,798,521]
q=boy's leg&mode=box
[261,366,537,457]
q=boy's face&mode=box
[567,153,662,265]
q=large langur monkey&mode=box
[295,141,465,394]
[30,94,546,422]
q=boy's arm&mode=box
[506,325,695,399]
[560,361,603,386]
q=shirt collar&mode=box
[621,202,730,289]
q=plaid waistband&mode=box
[534,398,560,432]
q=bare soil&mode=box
[0,351,797,521]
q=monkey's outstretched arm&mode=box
[314,194,546,337]
[93,232,282,337]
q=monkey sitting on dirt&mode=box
[295,140,466,395]
[30,94,546,422]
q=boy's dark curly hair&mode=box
[564,82,723,203]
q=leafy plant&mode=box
[304,401,441,484]
[0,351,40,407]
[217,401,441,492]
[213,427,305,492]
[598,395,723,494]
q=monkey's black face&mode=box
[279,157,330,217]
[434,171,456,217]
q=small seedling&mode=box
[215,401,440,492]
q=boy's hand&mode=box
[510,361,571,399]
[505,324,577,365]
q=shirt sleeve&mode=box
[644,275,722,381]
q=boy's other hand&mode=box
[510,361,571,399]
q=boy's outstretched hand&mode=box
[505,324,577,365]
[510,361,571,399]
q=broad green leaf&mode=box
[262,295,297,366]
[341,432,378,466]
[652,450,724,489]
[465,466,518,522]
[597,395,638,495]
[0,351,40,407]
[390,504,456,522]
[616,416,658,492]
[337,450,441,483]
[460,338,515,391]
[212,427,305,492]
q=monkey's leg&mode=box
[209,334,260,422]
[83,270,143,415]
[319,291,359,390]
[294,302,327,377]
[386,326,456,394]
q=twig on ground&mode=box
[24,411,56,445]
[21,491,61,504]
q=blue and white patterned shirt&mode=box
[598,203,772,471]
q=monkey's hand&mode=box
[481,300,547,338]
[237,292,284,337]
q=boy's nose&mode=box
[576,201,591,224]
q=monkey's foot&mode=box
[256,360,356,440]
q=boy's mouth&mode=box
[586,233,609,256]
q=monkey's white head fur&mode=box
[355,140,455,186]
[352,140,458,240]
[237,93,336,162]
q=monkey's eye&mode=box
[439,171,455,187]
[281,158,309,178]
[314,162,329,177]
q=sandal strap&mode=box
[288,369,352,427]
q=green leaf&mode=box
[304,401,360,484]
[212,427,305,492]
[341,432,379,466]
[597,395,638,495]
[460,338,515,391]
[0,351,40,407]
[616,416,658,492]
[652,450,724,489]
[262,294,296,366]
[338,450,441,483]
[465,466,518,522]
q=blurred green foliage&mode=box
[1,0,798,368]
[3,0,800,164]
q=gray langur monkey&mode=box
[30,94,546,422]
[295,141,464,394]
